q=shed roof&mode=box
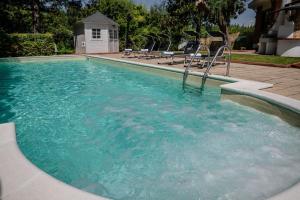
[80,11,119,26]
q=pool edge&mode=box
[0,123,108,200]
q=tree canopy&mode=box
[0,0,250,52]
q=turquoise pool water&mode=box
[0,58,300,200]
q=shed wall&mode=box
[74,23,86,54]
[85,23,109,53]
[107,24,119,53]
[75,34,86,54]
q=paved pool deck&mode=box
[98,53,300,101]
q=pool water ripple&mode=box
[0,59,300,200]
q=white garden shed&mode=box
[74,11,119,54]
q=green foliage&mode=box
[229,25,254,50]
[0,33,55,57]
[0,0,33,33]
[91,0,149,50]
[0,29,16,57]
[0,0,253,55]
[52,27,74,50]
[0,0,78,54]
[165,0,203,48]
[231,54,300,65]
[56,46,75,55]
[205,0,246,24]
[191,0,247,40]
[10,33,53,41]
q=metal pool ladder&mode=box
[182,44,209,89]
[182,43,231,91]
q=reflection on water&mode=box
[0,63,20,122]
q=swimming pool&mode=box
[0,57,300,200]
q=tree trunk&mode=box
[195,21,201,41]
[217,15,230,46]
[32,0,39,33]
[125,14,132,48]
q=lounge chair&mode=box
[121,35,153,58]
[122,40,137,58]
[138,33,161,59]
[158,40,200,65]
[141,33,172,60]
[123,48,133,57]
[137,43,156,59]
[135,34,157,59]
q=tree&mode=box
[84,0,149,49]
[66,0,83,27]
[0,0,249,53]
[166,0,203,40]
[31,0,40,33]
[0,0,32,33]
[196,0,246,42]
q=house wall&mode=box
[84,23,119,53]
[250,0,300,56]
[294,9,300,38]
[277,39,300,57]
[277,19,294,39]
[84,23,109,53]
[74,23,86,54]
[107,24,119,53]
[75,34,86,54]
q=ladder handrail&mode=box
[200,44,231,91]
[182,44,210,89]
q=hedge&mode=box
[0,31,56,57]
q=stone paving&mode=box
[99,53,300,101]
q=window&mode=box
[109,30,118,40]
[92,29,101,39]
[114,30,118,40]
[109,30,113,39]
[81,41,85,47]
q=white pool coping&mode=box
[0,55,300,200]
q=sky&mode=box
[133,0,256,26]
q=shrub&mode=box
[0,33,56,57]
[56,46,75,54]
[233,35,254,50]
[0,29,16,57]
[51,27,74,51]
[230,25,254,50]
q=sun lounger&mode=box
[158,40,199,65]
[122,48,133,57]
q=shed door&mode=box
[109,29,118,52]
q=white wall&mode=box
[277,39,300,57]
[84,23,119,53]
[107,24,119,52]
[258,37,277,55]
[75,34,86,54]
[85,23,109,53]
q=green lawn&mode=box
[230,54,300,65]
